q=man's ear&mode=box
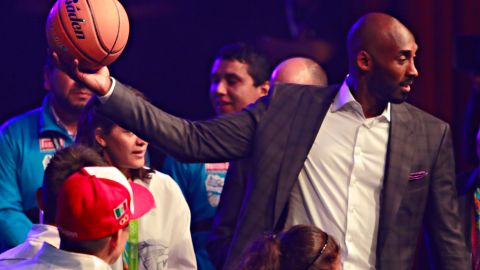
[95,128,107,147]
[108,226,128,255]
[357,50,372,72]
[109,230,120,252]
[36,188,44,211]
[258,81,270,97]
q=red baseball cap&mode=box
[56,166,155,240]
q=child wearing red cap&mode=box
[10,166,155,269]
[0,145,108,267]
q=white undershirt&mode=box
[285,79,390,269]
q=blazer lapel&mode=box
[273,85,338,226]
[377,103,416,250]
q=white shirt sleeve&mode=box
[97,77,116,103]
[138,171,197,270]
[166,178,197,270]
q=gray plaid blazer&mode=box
[99,81,469,270]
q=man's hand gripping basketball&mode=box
[52,51,112,96]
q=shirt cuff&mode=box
[97,77,116,103]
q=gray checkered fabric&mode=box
[99,81,470,270]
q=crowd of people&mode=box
[0,10,477,270]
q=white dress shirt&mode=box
[285,79,390,269]
[0,224,59,267]
[5,242,111,270]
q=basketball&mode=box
[46,0,130,70]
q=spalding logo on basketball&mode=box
[46,0,130,70]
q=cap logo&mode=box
[114,199,128,220]
[119,214,129,226]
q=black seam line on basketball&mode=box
[99,0,123,66]
[85,0,108,66]
[108,0,123,53]
[85,0,107,53]
[86,0,124,57]
[57,1,99,63]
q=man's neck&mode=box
[356,94,387,118]
[347,77,387,118]
[50,102,79,136]
[60,241,111,264]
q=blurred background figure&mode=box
[237,225,340,270]
[270,57,328,86]
[456,35,480,169]
[453,38,480,270]
[161,43,270,270]
[10,166,154,270]
[0,54,92,251]
[457,126,480,269]
[255,0,340,80]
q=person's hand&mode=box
[52,52,112,96]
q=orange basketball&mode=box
[46,0,130,70]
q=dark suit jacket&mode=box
[99,81,470,270]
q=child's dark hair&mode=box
[42,145,108,224]
[237,225,339,270]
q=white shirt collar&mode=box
[35,242,111,269]
[26,224,60,248]
[49,103,77,138]
[332,77,391,122]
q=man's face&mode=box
[210,59,267,115]
[97,125,148,171]
[45,66,93,112]
[367,27,419,104]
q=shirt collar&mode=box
[39,94,75,141]
[379,102,391,122]
[332,78,357,112]
[27,224,60,248]
[50,104,62,127]
[50,103,76,138]
[332,77,391,122]
[36,242,111,269]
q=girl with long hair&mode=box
[76,95,196,270]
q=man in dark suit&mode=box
[65,12,469,270]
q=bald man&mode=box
[270,57,328,86]
[67,12,469,270]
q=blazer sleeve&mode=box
[425,124,472,269]
[98,81,267,163]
